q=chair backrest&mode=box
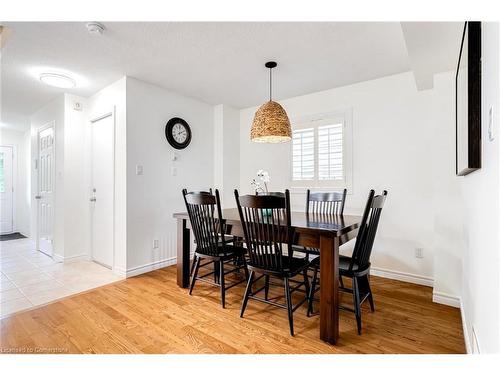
[256,191,286,198]
[306,189,347,215]
[350,190,387,271]
[235,189,293,272]
[182,189,226,256]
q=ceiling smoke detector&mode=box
[86,22,105,35]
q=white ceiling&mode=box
[401,22,463,90]
[1,22,462,131]
[1,22,412,130]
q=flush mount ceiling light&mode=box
[251,61,291,143]
[39,73,76,89]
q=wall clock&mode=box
[165,117,192,149]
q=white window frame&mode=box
[290,109,353,193]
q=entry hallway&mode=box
[0,265,465,354]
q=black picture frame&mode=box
[165,117,192,150]
[456,21,481,176]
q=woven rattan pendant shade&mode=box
[250,61,291,143]
[251,100,291,143]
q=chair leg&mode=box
[242,255,249,281]
[240,270,254,318]
[189,254,197,277]
[302,268,310,303]
[308,265,318,317]
[189,256,201,295]
[284,277,294,336]
[214,261,219,284]
[339,275,344,289]
[360,274,375,312]
[264,275,270,301]
[352,277,362,335]
[219,260,226,308]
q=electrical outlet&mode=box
[152,239,160,249]
[415,248,424,259]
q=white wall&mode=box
[0,128,31,236]
[459,22,500,354]
[240,72,437,280]
[30,95,65,259]
[125,77,214,272]
[214,104,240,207]
[87,77,127,272]
[63,94,89,258]
[430,72,466,306]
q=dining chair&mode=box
[183,189,248,308]
[235,189,310,336]
[308,189,388,334]
[294,189,347,259]
[183,189,214,278]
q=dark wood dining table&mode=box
[173,208,361,345]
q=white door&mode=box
[37,126,55,256]
[0,146,14,234]
[90,113,114,268]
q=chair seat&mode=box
[195,244,246,259]
[248,255,309,276]
[310,255,368,274]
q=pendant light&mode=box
[251,61,291,143]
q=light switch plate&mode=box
[136,165,143,175]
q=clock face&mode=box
[172,123,188,144]
[165,117,192,149]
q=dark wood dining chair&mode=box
[183,189,248,308]
[294,189,347,259]
[183,189,214,278]
[235,189,310,336]
[308,189,388,334]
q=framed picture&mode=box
[456,21,481,176]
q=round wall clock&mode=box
[165,117,192,149]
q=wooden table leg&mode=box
[177,218,191,288]
[319,234,340,344]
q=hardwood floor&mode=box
[0,265,465,354]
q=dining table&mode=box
[173,208,362,345]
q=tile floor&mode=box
[0,238,123,318]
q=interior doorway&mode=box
[90,111,115,269]
[0,145,14,234]
[36,123,55,256]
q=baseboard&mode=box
[125,257,177,278]
[370,266,434,287]
[460,298,472,354]
[432,291,461,308]
[52,253,90,263]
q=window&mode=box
[291,111,352,189]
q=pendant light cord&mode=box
[269,67,272,101]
